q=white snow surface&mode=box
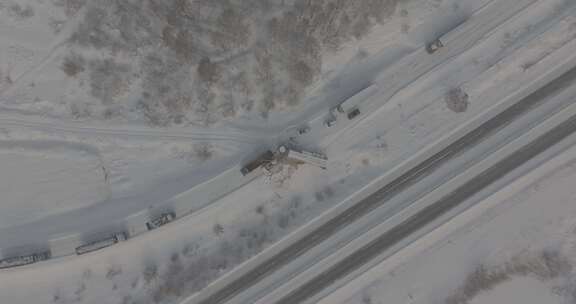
[0,141,105,229]
[1,0,576,303]
[469,277,562,304]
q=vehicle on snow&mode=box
[241,150,275,175]
[146,212,176,230]
[0,251,51,269]
[75,232,127,255]
[426,38,444,54]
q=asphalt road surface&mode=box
[197,66,576,304]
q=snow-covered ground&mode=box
[1,0,575,303]
[468,277,563,304]
[321,132,576,304]
[0,140,105,229]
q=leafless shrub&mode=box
[143,262,158,285]
[88,58,132,104]
[444,250,573,304]
[69,102,92,119]
[289,61,315,85]
[82,268,93,280]
[255,205,265,215]
[323,186,335,198]
[52,0,87,17]
[120,295,133,304]
[361,290,374,304]
[276,196,304,229]
[9,3,34,19]
[52,289,63,303]
[540,249,572,278]
[212,7,251,51]
[218,95,237,118]
[106,264,123,280]
[194,143,214,161]
[181,242,199,258]
[315,191,325,202]
[213,223,224,236]
[74,281,86,300]
[197,57,221,84]
[61,53,85,77]
[161,26,197,62]
[69,6,111,50]
[445,87,469,113]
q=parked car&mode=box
[347,107,361,120]
[426,38,444,54]
[324,117,336,127]
[297,125,310,135]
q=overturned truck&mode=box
[0,251,51,269]
[241,150,275,176]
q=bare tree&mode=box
[194,143,214,161]
[61,53,85,77]
[197,57,221,84]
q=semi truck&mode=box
[146,212,176,230]
[75,232,127,255]
[334,85,377,122]
[0,251,51,269]
[241,150,275,176]
[286,148,328,169]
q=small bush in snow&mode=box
[61,54,85,77]
[213,223,224,236]
[142,262,158,285]
[445,87,469,113]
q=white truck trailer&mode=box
[75,233,127,255]
[0,251,50,269]
[286,149,328,169]
[335,85,377,120]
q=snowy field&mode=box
[0,0,575,303]
[0,141,105,229]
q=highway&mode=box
[194,59,576,304]
[274,92,576,304]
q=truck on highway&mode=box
[146,212,176,230]
[334,85,377,121]
[0,251,51,269]
[241,150,275,176]
[75,232,127,255]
